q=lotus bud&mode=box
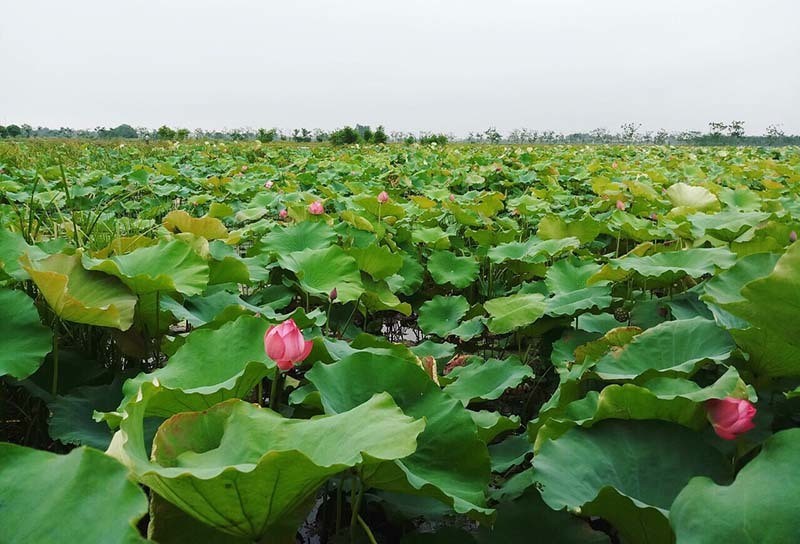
[264,180,274,189]
[241,165,248,172]
[791,231,797,243]
[449,194,455,202]
[308,201,324,215]
[616,200,626,211]
[279,209,288,219]
[612,161,618,169]
[705,397,757,440]
[263,319,313,371]
[329,288,338,301]
[377,191,389,203]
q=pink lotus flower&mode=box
[264,180,274,189]
[790,231,797,243]
[650,212,658,221]
[264,319,313,371]
[308,201,324,215]
[377,191,389,203]
[612,161,618,169]
[279,209,288,220]
[449,194,455,202]
[616,200,626,211]
[706,397,757,440]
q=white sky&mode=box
[1,0,798,136]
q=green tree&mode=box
[176,128,190,140]
[257,128,277,142]
[373,125,387,144]
[5,124,22,138]
[157,125,176,140]
[329,126,359,145]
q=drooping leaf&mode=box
[0,444,148,544]
[485,293,547,334]
[445,358,533,405]
[670,428,800,544]
[534,420,731,544]
[307,353,493,519]
[0,288,52,379]
[22,252,137,330]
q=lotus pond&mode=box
[1,140,799,543]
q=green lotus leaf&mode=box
[532,366,754,449]
[604,247,737,283]
[349,244,403,280]
[412,226,451,248]
[362,278,413,316]
[280,245,364,303]
[427,250,479,288]
[477,487,610,544]
[545,286,612,317]
[22,252,137,330]
[718,242,800,377]
[0,288,52,379]
[544,257,602,292]
[387,253,425,295]
[105,315,273,424]
[0,229,47,281]
[670,428,800,544]
[355,195,406,219]
[592,317,734,380]
[534,420,731,544]
[445,358,533,405]
[469,410,521,443]
[666,182,719,213]
[488,434,533,473]
[82,239,209,296]
[49,380,125,449]
[449,316,486,341]
[417,295,469,337]
[536,214,600,244]
[163,210,229,240]
[208,241,251,285]
[0,443,148,544]
[688,210,770,241]
[261,220,337,256]
[148,493,250,543]
[307,353,493,519]
[108,386,423,542]
[485,293,547,334]
[488,237,581,264]
[702,252,780,306]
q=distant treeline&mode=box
[1,121,798,146]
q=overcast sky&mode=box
[1,0,798,136]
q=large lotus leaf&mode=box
[22,252,137,330]
[534,420,731,544]
[537,214,600,244]
[488,434,533,473]
[670,428,800,544]
[105,316,273,424]
[666,182,719,213]
[488,237,581,264]
[349,244,403,280]
[417,295,469,337]
[0,288,52,379]
[207,241,251,285]
[427,250,479,288]
[477,487,610,544]
[280,245,364,303]
[532,366,753,449]
[604,247,737,283]
[592,317,734,380]
[702,252,779,306]
[544,257,602,292]
[82,239,209,296]
[546,286,612,317]
[0,229,47,280]
[163,210,229,240]
[109,387,423,542]
[148,493,249,544]
[361,276,412,316]
[485,293,547,334]
[719,242,800,377]
[0,443,148,544]
[307,353,493,519]
[469,410,521,443]
[688,210,770,241]
[49,380,125,449]
[445,357,533,405]
[387,253,425,295]
[261,220,337,256]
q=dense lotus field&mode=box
[1,140,800,543]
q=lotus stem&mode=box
[357,514,378,544]
[51,327,59,395]
[269,367,281,410]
